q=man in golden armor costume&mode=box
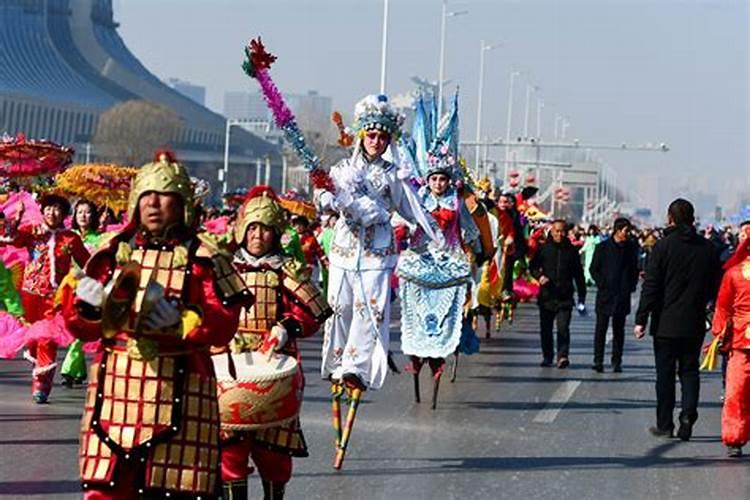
[63,151,252,499]
[218,186,331,500]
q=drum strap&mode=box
[227,351,238,380]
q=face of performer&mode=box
[138,191,183,235]
[550,221,566,244]
[428,173,450,196]
[245,222,276,257]
[43,203,65,229]
[363,130,390,159]
[497,195,512,211]
[75,203,94,231]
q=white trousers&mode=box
[321,266,391,390]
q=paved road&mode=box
[0,300,747,499]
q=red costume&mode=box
[712,241,750,451]
[220,188,331,499]
[5,218,89,402]
[62,154,252,499]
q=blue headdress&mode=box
[410,90,461,181]
[352,94,404,138]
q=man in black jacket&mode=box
[530,219,587,368]
[590,217,640,373]
[634,199,721,441]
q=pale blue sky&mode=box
[116,0,748,209]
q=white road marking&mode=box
[532,380,582,424]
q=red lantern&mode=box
[509,177,520,187]
[525,174,536,184]
[509,169,520,178]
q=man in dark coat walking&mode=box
[634,199,721,441]
[590,217,640,373]
[530,219,587,368]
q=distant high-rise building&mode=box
[224,90,332,130]
[167,78,206,106]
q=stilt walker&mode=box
[397,93,482,409]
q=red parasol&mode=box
[0,133,74,178]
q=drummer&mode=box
[220,185,331,500]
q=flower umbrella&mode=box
[0,133,73,178]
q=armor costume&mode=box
[1,193,90,403]
[63,153,252,499]
[219,187,331,500]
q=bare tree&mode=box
[93,100,182,165]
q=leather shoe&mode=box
[612,363,623,373]
[557,357,570,369]
[727,445,743,458]
[677,417,693,441]
[648,426,673,439]
[540,359,553,367]
[591,364,604,373]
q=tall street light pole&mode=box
[523,84,536,139]
[475,40,498,174]
[536,98,544,139]
[379,0,389,94]
[504,70,520,181]
[437,3,467,118]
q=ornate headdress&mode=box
[127,151,195,226]
[234,185,288,245]
[352,94,404,138]
[425,139,458,179]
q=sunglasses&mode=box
[365,131,390,141]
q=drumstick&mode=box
[333,387,362,470]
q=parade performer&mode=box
[397,94,480,408]
[317,94,442,467]
[240,37,440,470]
[1,193,89,403]
[216,186,331,499]
[62,152,252,498]
[61,199,103,387]
[711,223,750,457]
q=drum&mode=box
[212,350,302,430]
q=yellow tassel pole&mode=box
[700,336,722,371]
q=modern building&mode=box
[167,78,206,107]
[0,0,282,200]
[224,89,332,133]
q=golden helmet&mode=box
[127,151,195,226]
[234,185,288,245]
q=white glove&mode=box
[352,196,389,226]
[142,298,181,330]
[269,324,288,351]
[315,190,338,211]
[76,277,104,308]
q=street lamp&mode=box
[221,119,244,196]
[437,1,468,118]
[536,98,544,139]
[523,83,539,139]
[379,0,389,94]
[475,40,499,174]
[504,70,520,181]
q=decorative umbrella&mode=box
[279,189,316,220]
[55,163,137,213]
[0,133,73,179]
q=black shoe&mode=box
[612,363,623,373]
[648,426,673,439]
[540,359,553,367]
[591,364,604,373]
[557,357,570,369]
[677,417,693,441]
[61,375,74,388]
[727,445,743,458]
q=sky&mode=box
[115,0,749,213]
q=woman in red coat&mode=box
[712,223,750,457]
